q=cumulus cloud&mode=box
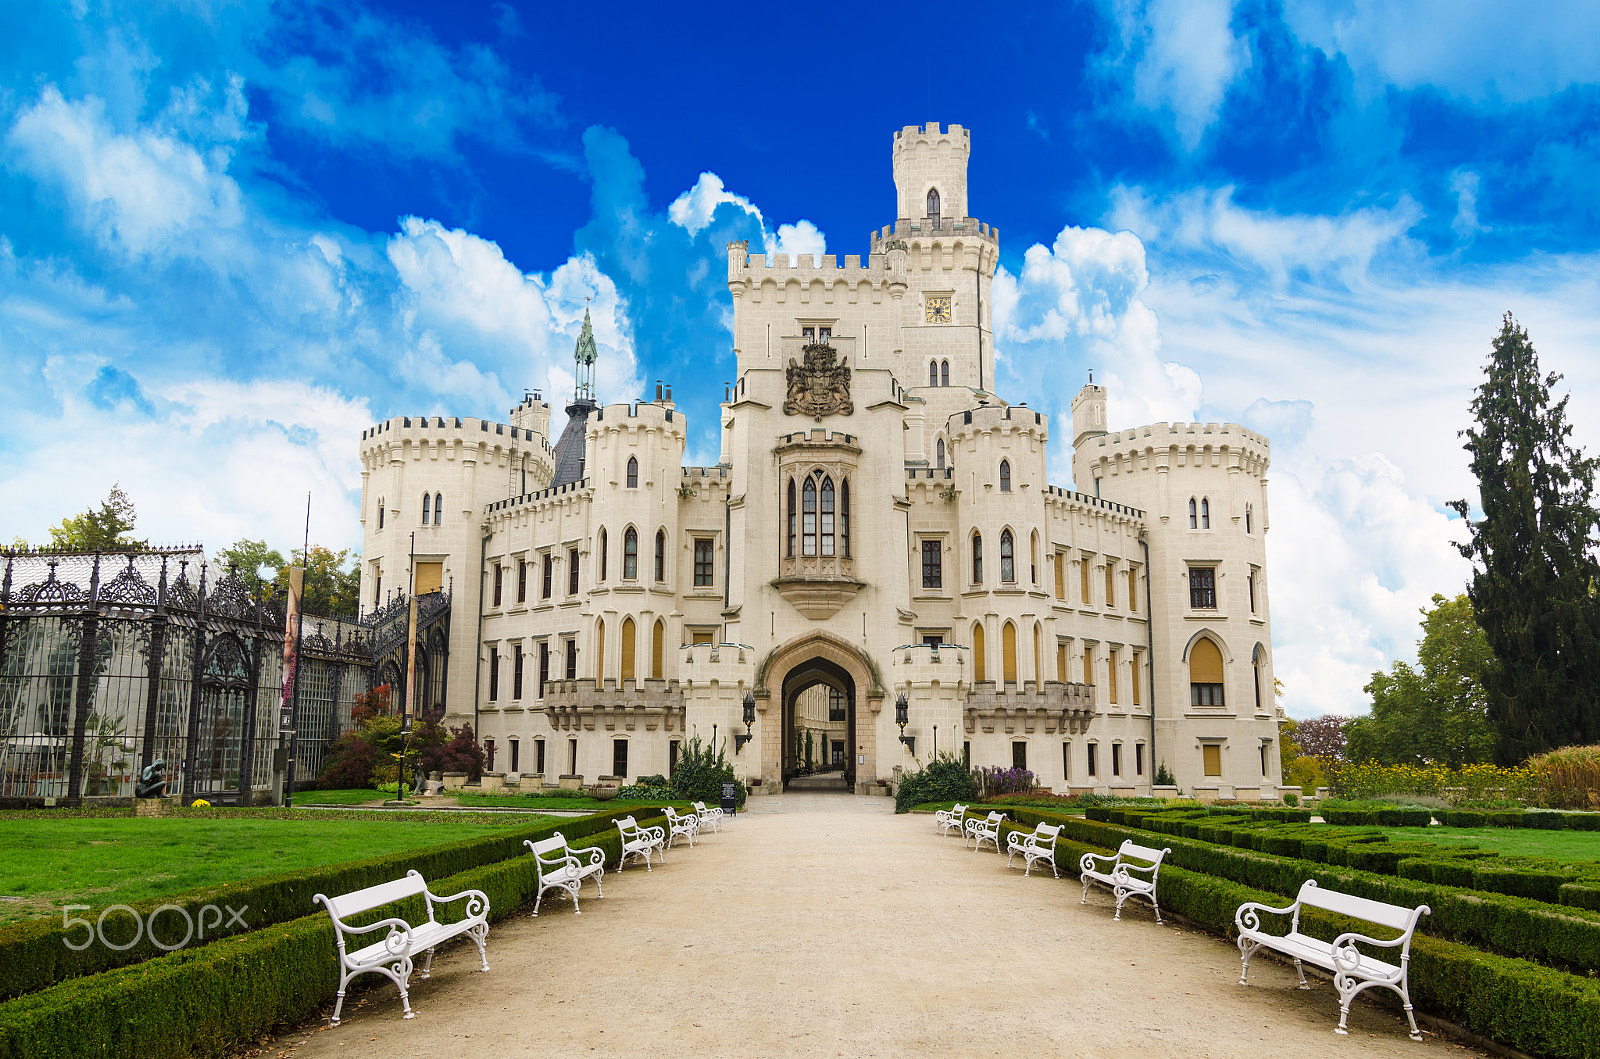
[1097,0,1252,151]
[668,170,827,264]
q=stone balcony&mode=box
[541,677,685,733]
[772,553,864,619]
[964,680,1097,736]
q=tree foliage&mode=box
[216,538,361,617]
[894,751,979,812]
[1294,714,1350,770]
[1449,314,1600,762]
[47,484,148,550]
[1348,594,1496,768]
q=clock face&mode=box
[925,296,951,324]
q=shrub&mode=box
[617,783,675,800]
[669,735,745,810]
[894,752,979,813]
[1528,744,1600,810]
[415,719,486,782]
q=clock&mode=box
[925,295,951,324]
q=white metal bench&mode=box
[935,803,968,837]
[313,869,490,1026]
[617,815,666,870]
[1235,880,1431,1041]
[692,801,724,832]
[1006,821,1062,877]
[664,806,699,848]
[965,810,1004,853]
[523,832,605,916]
[1079,839,1171,922]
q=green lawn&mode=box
[290,788,401,805]
[0,813,539,926]
[453,791,675,811]
[1372,825,1600,861]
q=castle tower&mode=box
[893,122,970,224]
[551,308,600,488]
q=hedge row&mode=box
[0,806,672,1002]
[1014,809,1600,977]
[1096,805,1600,908]
[1315,806,1600,830]
[0,815,658,1059]
[994,812,1600,1059]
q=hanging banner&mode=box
[404,595,419,722]
[278,567,303,734]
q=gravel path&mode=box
[269,795,1489,1058]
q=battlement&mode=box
[775,428,862,453]
[870,217,997,245]
[744,252,873,273]
[1086,421,1271,475]
[509,392,547,416]
[949,403,1047,437]
[682,466,731,480]
[485,477,591,516]
[1043,484,1144,521]
[590,400,687,436]
[361,415,552,453]
[895,121,969,151]
[893,121,972,225]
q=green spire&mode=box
[573,306,597,403]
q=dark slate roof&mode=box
[549,399,595,488]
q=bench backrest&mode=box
[1117,840,1168,867]
[528,833,571,860]
[1296,880,1426,933]
[978,812,1003,829]
[318,870,427,921]
[950,803,968,816]
[1034,822,1061,840]
[617,815,642,836]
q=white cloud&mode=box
[1283,0,1600,102]
[667,170,826,264]
[1101,0,1252,151]
[6,87,245,258]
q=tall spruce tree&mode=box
[1449,314,1600,763]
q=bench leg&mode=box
[470,922,490,972]
[568,883,582,913]
[1081,876,1091,905]
[419,947,435,979]
[1294,958,1309,988]
[593,869,605,900]
[1237,937,1259,985]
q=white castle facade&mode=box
[356,123,1284,798]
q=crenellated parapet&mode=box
[359,415,551,478]
[1080,420,1271,484]
[541,677,686,733]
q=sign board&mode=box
[720,783,738,814]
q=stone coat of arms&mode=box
[785,343,853,418]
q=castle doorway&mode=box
[782,657,854,792]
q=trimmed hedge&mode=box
[0,806,672,1002]
[1009,809,1600,977]
[0,814,658,1059]
[1436,809,1600,831]
[1003,812,1600,1059]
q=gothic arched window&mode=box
[433,492,442,525]
[1201,497,1211,529]
[927,187,940,226]
[840,478,851,557]
[623,527,638,580]
[999,460,1011,492]
[654,529,666,582]
[377,498,384,530]
[936,438,945,469]
[929,361,939,387]
[1000,529,1015,583]
[972,532,983,584]
[1188,497,1198,529]
[940,360,949,387]
[626,456,638,488]
[598,528,608,581]
[802,476,817,556]
[786,478,796,557]
[421,493,431,525]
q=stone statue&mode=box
[134,759,168,799]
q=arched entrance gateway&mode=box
[756,632,879,794]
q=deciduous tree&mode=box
[1449,314,1600,762]
[47,484,148,550]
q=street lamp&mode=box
[735,691,755,754]
[895,692,915,754]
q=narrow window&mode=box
[1002,621,1017,683]
[569,547,579,594]
[694,539,714,586]
[1087,743,1098,777]
[1054,553,1064,599]
[1030,531,1039,585]
[1190,638,1226,707]
[1131,655,1142,705]
[539,641,550,698]
[927,187,940,225]
[929,361,939,387]
[1105,561,1116,610]
[421,492,431,525]
[1246,503,1253,534]
[654,529,666,581]
[936,438,945,469]
[1253,644,1265,712]
[820,476,835,556]
[536,739,546,776]
[1080,553,1091,605]
[613,740,628,779]
[374,573,381,608]
[1112,743,1122,777]
[599,529,608,581]
[1063,742,1071,781]
[1249,571,1257,613]
[493,564,502,607]
[620,616,636,680]
[542,554,553,599]
[1012,741,1027,770]
[652,619,665,679]
[623,528,638,579]
[1189,567,1217,609]
[829,687,845,721]
[1136,743,1144,776]
[627,456,638,488]
[1108,648,1119,704]
[1000,529,1015,583]
[377,499,384,530]
[941,360,949,386]
[1203,744,1222,777]
[517,560,527,603]
[786,478,796,558]
[595,620,605,680]
[841,479,850,556]
[433,492,442,525]
[1057,641,1068,682]
[999,459,1011,492]
[971,533,983,583]
[1128,568,1138,612]
[565,637,576,680]
[1188,497,1198,529]
[803,326,815,342]
[802,476,817,556]
[513,644,524,699]
[1083,643,1094,685]
[1201,497,1211,529]
[669,740,681,775]
[509,740,519,773]
[1261,743,1269,777]
[488,647,499,701]
[569,738,578,775]
[972,622,986,682]
[921,539,942,588]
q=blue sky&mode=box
[5,0,1600,718]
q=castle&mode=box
[356,123,1283,798]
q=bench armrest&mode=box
[1234,899,1298,933]
[1079,851,1117,872]
[642,825,666,842]
[334,916,416,955]
[577,846,606,867]
[426,886,491,921]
